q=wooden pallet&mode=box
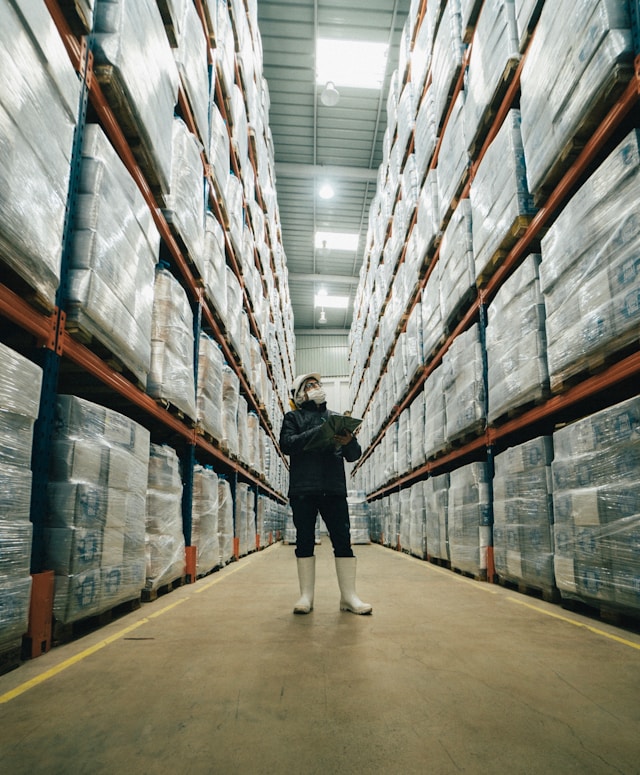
[497,575,560,604]
[559,594,640,628]
[0,639,23,677]
[93,65,167,204]
[532,61,635,207]
[452,565,488,582]
[549,335,640,395]
[141,575,187,603]
[475,214,534,288]
[487,389,550,428]
[468,55,522,159]
[53,597,141,646]
[427,555,451,569]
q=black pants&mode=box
[290,492,354,558]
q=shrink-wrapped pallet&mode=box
[164,118,206,279]
[221,365,240,457]
[209,104,230,203]
[415,170,440,269]
[397,410,412,479]
[192,465,220,574]
[145,444,185,591]
[399,487,412,552]
[148,267,197,419]
[438,199,475,330]
[348,492,371,545]
[237,395,249,466]
[443,323,485,444]
[431,0,465,130]
[464,0,519,152]
[0,1,80,308]
[93,0,179,196]
[493,436,555,592]
[236,483,253,557]
[0,343,42,645]
[203,212,227,321]
[47,396,149,624]
[197,332,224,442]
[540,129,640,392]
[411,8,433,98]
[173,0,210,146]
[424,364,447,460]
[520,0,633,197]
[421,258,444,363]
[552,396,640,614]
[425,472,450,561]
[486,254,549,422]
[410,388,426,471]
[409,481,427,558]
[218,476,234,565]
[514,0,545,51]
[67,125,159,384]
[470,110,534,283]
[448,462,491,575]
[437,91,469,225]
[397,82,417,168]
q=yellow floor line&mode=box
[507,596,640,652]
[0,557,261,705]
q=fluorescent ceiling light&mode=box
[318,183,335,199]
[315,231,359,251]
[314,293,349,309]
[316,38,388,90]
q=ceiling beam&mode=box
[276,162,378,183]
[288,273,358,284]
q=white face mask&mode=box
[305,386,326,406]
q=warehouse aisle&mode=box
[0,542,639,775]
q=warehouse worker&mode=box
[279,373,372,615]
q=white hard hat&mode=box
[290,372,321,399]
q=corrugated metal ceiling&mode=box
[257,0,412,332]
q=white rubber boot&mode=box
[335,557,372,615]
[293,556,315,614]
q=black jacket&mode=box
[279,401,362,497]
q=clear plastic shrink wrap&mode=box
[237,395,249,466]
[209,104,230,203]
[236,483,253,557]
[145,444,185,591]
[0,343,43,645]
[148,267,197,420]
[221,365,240,457]
[540,129,640,391]
[421,257,445,363]
[218,476,234,565]
[410,391,426,471]
[164,118,206,279]
[448,461,491,575]
[416,170,440,269]
[93,0,179,196]
[460,0,483,40]
[493,437,555,591]
[203,212,228,320]
[437,91,469,225]
[470,110,535,282]
[443,323,485,444]
[197,333,224,442]
[424,364,447,459]
[0,1,80,307]
[347,492,371,545]
[399,488,412,552]
[431,0,465,130]
[409,481,427,558]
[46,396,150,625]
[520,0,633,197]
[439,199,475,329]
[173,0,210,147]
[425,473,450,561]
[486,254,549,423]
[464,0,519,152]
[67,125,159,384]
[552,396,640,613]
[514,0,545,51]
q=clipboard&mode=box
[303,414,362,451]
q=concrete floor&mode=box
[0,541,639,775]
